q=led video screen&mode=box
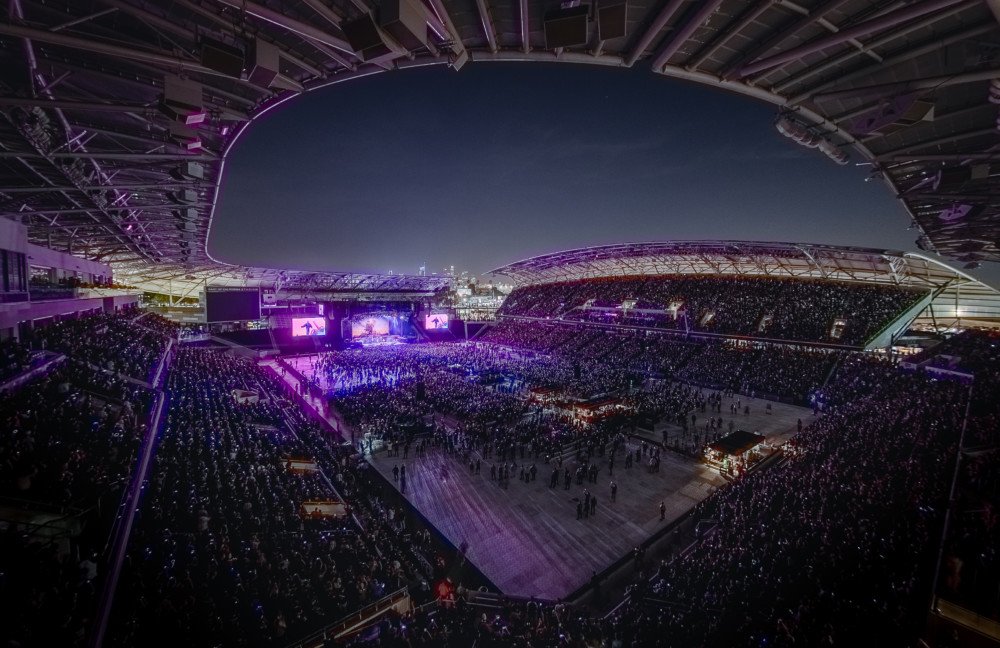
[292,317,326,337]
[205,287,261,323]
[351,316,392,338]
[424,313,449,330]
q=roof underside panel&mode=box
[0,0,998,296]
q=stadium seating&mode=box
[25,312,176,383]
[0,361,153,648]
[346,359,970,647]
[108,348,448,647]
[499,275,924,346]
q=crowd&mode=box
[0,362,149,507]
[0,360,153,648]
[931,330,1000,623]
[349,347,972,647]
[4,298,994,648]
[23,311,176,382]
[108,347,465,647]
[620,367,966,646]
[482,320,834,404]
[0,336,33,382]
[499,274,923,345]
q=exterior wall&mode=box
[25,242,112,283]
[0,218,29,254]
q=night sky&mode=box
[210,63,990,282]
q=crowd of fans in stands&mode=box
[499,275,923,345]
[0,310,176,648]
[0,360,154,647]
[923,330,1000,624]
[0,337,33,382]
[348,350,972,647]
[23,311,176,382]
[109,348,468,647]
[3,292,996,648]
[481,320,834,404]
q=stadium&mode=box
[1,1,1000,647]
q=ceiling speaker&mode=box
[544,5,590,49]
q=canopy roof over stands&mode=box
[1,0,999,295]
[114,263,452,299]
[491,240,1000,329]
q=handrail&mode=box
[150,338,173,389]
[284,586,410,648]
[0,493,86,517]
[0,352,66,393]
[88,388,168,648]
[929,383,974,618]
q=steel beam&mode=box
[0,22,269,86]
[721,0,853,79]
[736,0,968,79]
[822,66,1000,111]
[0,97,157,112]
[875,127,999,158]
[687,0,776,70]
[474,0,499,53]
[886,153,1000,163]
[624,0,687,67]
[798,25,997,102]
[0,151,217,161]
[906,193,1000,202]
[776,1,984,95]
[49,7,119,32]
[0,182,202,193]
[212,0,353,54]
[519,0,530,53]
[650,0,726,71]
[1,204,211,216]
[426,0,468,60]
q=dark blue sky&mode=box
[211,63,985,281]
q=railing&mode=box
[150,338,173,389]
[0,290,29,303]
[88,388,168,648]
[284,586,410,648]
[28,285,76,300]
[0,352,66,393]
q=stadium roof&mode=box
[115,263,452,298]
[490,240,1000,329]
[0,0,999,292]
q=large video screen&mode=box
[292,317,326,337]
[351,316,392,338]
[205,287,261,323]
[424,313,449,330]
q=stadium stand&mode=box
[499,275,925,346]
[0,362,153,648]
[107,348,476,647]
[24,312,177,384]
